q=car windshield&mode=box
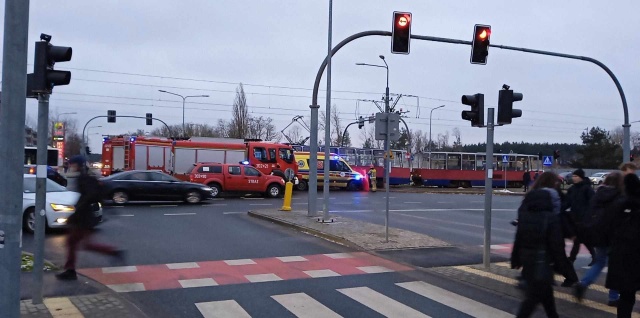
[592,173,606,177]
[23,177,68,193]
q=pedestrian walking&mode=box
[605,173,640,318]
[562,168,596,267]
[574,172,623,306]
[512,172,568,318]
[56,155,124,281]
[523,170,531,192]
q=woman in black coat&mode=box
[606,173,640,318]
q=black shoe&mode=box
[574,283,587,301]
[561,279,577,287]
[608,299,619,307]
[55,269,77,280]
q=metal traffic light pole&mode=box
[483,108,495,269]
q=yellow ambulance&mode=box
[294,152,363,191]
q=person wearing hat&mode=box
[56,155,124,280]
[562,168,596,273]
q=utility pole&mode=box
[483,108,495,269]
[0,0,30,316]
[321,0,333,222]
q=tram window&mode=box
[431,153,446,169]
[447,154,461,170]
[461,154,475,170]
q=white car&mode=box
[22,174,103,233]
[589,172,610,185]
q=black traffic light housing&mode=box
[461,93,484,127]
[29,34,72,95]
[85,146,91,155]
[146,113,153,126]
[358,116,365,129]
[497,87,523,125]
[553,150,560,160]
[470,24,491,64]
[107,110,116,123]
[538,152,543,160]
[391,12,412,54]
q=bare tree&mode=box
[360,125,382,148]
[436,131,450,150]
[411,129,425,153]
[330,107,344,146]
[452,127,462,151]
[229,83,249,138]
[247,116,278,140]
[284,126,307,144]
[610,126,624,145]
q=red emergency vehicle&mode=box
[101,136,299,182]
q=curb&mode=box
[388,188,526,196]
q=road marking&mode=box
[490,245,510,250]
[303,269,341,278]
[107,206,124,208]
[293,202,309,205]
[324,253,354,259]
[167,262,199,269]
[357,266,393,274]
[276,256,308,262]
[241,197,264,200]
[437,202,453,204]
[202,203,227,206]
[102,266,137,274]
[224,259,257,266]
[211,198,225,201]
[272,293,343,318]
[106,283,146,293]
[245,273,282,282]
[334,202,353,205]
[397,281,513,318]
[196,300,251,318]
[249,203,274,206]
[150,204,178,207]
[112,214,134,217]
[164,213,196,216]
[179,278,218,288]
[223,211,246,215]
[404,202,422,204]
[44,297,84,318]
[338,287,429,318]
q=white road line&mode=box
[272,293,343,318]
[249,203,274,206]
[112,214,134,217]
[356,266,393,274]
[107,283,146,293]
[397,281,514,318]
[196,300,251,318]
[167,262,200,269]
[224,259,257,266]
[324,253,354,259]
[245,273,282,282]
[102,266,137,274]
[179,278,218,288]
[404,202,422,204]
[292,202,309,205]
[437,202,453,204]
[303,269,341,278]
[202,203,227,206]
[164,213,196,216]
[338,287,429,318]
[276,256,308,262]
[150,204,178,207]
[241,197,264,200]
[223,211,246,215]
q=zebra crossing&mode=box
[194,280,514,318]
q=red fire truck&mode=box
[101,136,299,182]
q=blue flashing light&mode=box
[355,174,362,181]
[240,160,250,165]
[129,136,137,142]
[333,155,340,160]
[102,137,109,143]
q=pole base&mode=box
[280,206,292,211]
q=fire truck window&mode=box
[244,166,261,177]
[228,166,241,175]
[267,148,277,163]
[253,148,267,161]
[279,148,293,162]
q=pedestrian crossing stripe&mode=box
[195,281,514,318]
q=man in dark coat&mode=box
[512,189,566,318]
[606,174,640,318]
[562,168,596,265]
[523,170,531,192]
[56,156,124,280]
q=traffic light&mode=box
[538,152,543,160]
[358,116,365,129]
[85,146,91,155]
[146,113,153,126]
[107,110,116,123]
[553,150,560,160]
[461,93,484,127]
[497,88,523,125]
[470,24,491,65]
[391,12,412,54]
[29,34,72,94]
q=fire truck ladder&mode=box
[123,139,131,169]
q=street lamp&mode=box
[158,90,209,135]
[429,105,445,169]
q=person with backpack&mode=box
[606,173,640,318]
[574,172,623,306]
[562,168,596,266]
[56,155,124,280]
[512,172,568,318]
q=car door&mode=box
[127,172,153,200]
[147,171,180,200]
[243,166,263,192]
[225,165,244,192]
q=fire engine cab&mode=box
[101,136,299,183]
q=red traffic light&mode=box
[397,15,410,27]
[478,29,490,40]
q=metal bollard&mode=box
[280,181,293,211]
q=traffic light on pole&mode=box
[470,24,491,65]
[146,113,153,126]
[461,93,484,127]
[107,110,116,123]
[30,34,72,94]
[497,88,523,125]
[358,116,365,129]
[553,150,560,160]
[391,12,412,54]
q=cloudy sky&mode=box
[2,0,639,152]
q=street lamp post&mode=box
[429,105,445,169]
[158,90,209,136]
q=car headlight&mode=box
[354,174,362,181]
[201,186,213,191]
[50,203,75,212]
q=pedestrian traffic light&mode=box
[497,88,523,125]
[470,24,491,65]
[146,113,153,126]
[554,150,560,160]
[85,146,91,155]
[358,116,365,129]
[391,12,412,54]
[29,34,72,94]
[107,110,116,123]
[461,93,484,127]
[538,152,543,160]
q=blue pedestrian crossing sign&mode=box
[542,156,553,166]
[502,155,509,163]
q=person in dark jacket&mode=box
[574,172,623,305]
[606,173,640,318]
[523,170,531,192]
[563,168,596,265]
[512,172,567,318]
[56,156,124,281]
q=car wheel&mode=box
[296,180,308,191]
[185,191,202,204]
[266,184,282,198]
[346,181,359,191]
[207,183,221,198]
[23,208,35,234]
[112,190,129,204]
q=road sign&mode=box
[542,156,553,166]
[502,155,508,163]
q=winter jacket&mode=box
[67,172,102,229]
[511,189,567,284]
[606,195,640,292]
[562,179,595,226]
[583,186,622,247]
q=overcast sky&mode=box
[2,0,639,152]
